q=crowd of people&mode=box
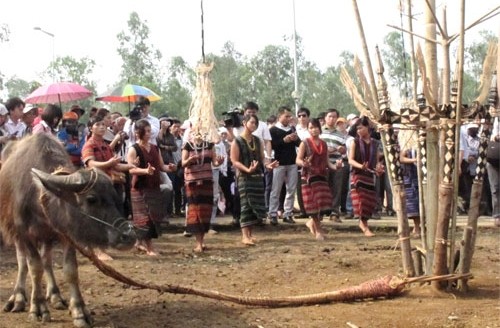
[0,96,498,256]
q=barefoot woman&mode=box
[296,118,340,240]
[348,117,384,237]
[231,114,278,245]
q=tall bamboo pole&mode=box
[423,0,439,276]
[351,0,380,114]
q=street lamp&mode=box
[33,27,55,81]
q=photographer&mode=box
[123,96,160,154]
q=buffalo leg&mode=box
[40,242,67,310]
[63,245,93,328]
[25,241,51,322]
[3,241,28,312]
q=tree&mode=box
[116,12,163,87]
[0,24,10,93]
[4,78,39,99]
[243,45,295,118]
[381,31,413,99]
[161,56,194,120]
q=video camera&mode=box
[129,104,144,122]
[222,108,244,128]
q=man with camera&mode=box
[123,96,160,154]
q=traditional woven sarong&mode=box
[234,136,265,227]
[185,180,213,233]
[351,172,377,219]
[301,138,332,217]
[131,189,164,240]
[238,174,265,227]
[351,138,378,219]
[403,149,419,217]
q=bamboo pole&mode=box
[351,0,380,114]
[422,0,439,276]
[406,0,418,104]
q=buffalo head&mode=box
[31,167,136,250]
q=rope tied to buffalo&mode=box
[70,239,472,307]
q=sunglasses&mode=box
[297,114,308,118]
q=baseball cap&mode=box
[336,117,347,124]
[180,120,191,130]
[0,104,7,115]
[63,111,79,121]
[23,104,36,114]
[346,113,358,121]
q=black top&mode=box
[270,126,301,165]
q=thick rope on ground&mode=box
[69,238,472,307]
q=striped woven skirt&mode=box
[404,176,419,217]
[131,188,166,240]
[350,172,377,219]
[185,180,213,234]
[238,174,266,227]
[301,175,333,217]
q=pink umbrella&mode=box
[25,82,93,106]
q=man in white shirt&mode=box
[4,97,26,139]
[123,96,160,153]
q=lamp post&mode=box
[33,27,55,81]
[291,0,300,115]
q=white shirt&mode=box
[123,114,160,152]
[4,117,25,139]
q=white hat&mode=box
[467,123,479,129]
[218,127,228,134]
[346,113,358,121]
[0,104,7,115]
[180,120,191,130]
[23,104,36,114]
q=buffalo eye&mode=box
[86,195,98,204]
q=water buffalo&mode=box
[0,134,136,328]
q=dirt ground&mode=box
[1,217,499,328]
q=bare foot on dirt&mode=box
[146,250,159,256]
[242,238,256,246]
[315,233,325,241]
[359,222,375,237]
[305,220,315,235]
[193,246,204,253]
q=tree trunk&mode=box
[393,184,415,276]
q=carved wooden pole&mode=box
[376,47,415,276]
[458,71,497,291]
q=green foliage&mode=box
[381,31,412,98]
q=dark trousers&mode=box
[328,162,348,215]
[168,172,184,215]
[219,171,234,215]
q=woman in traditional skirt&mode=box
[182,132,224,252]
[296,118,340,240]
[348,117,385,237]
[399,130,421,237]
[127,119,177,256]
[230,114,278,245]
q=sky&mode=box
[1,0,498,94]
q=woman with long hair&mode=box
[348,117,385,237]
[231,114,278,245]
[296,118,340,240]
[127,119,177,256]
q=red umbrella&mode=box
[25,82,93,106]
